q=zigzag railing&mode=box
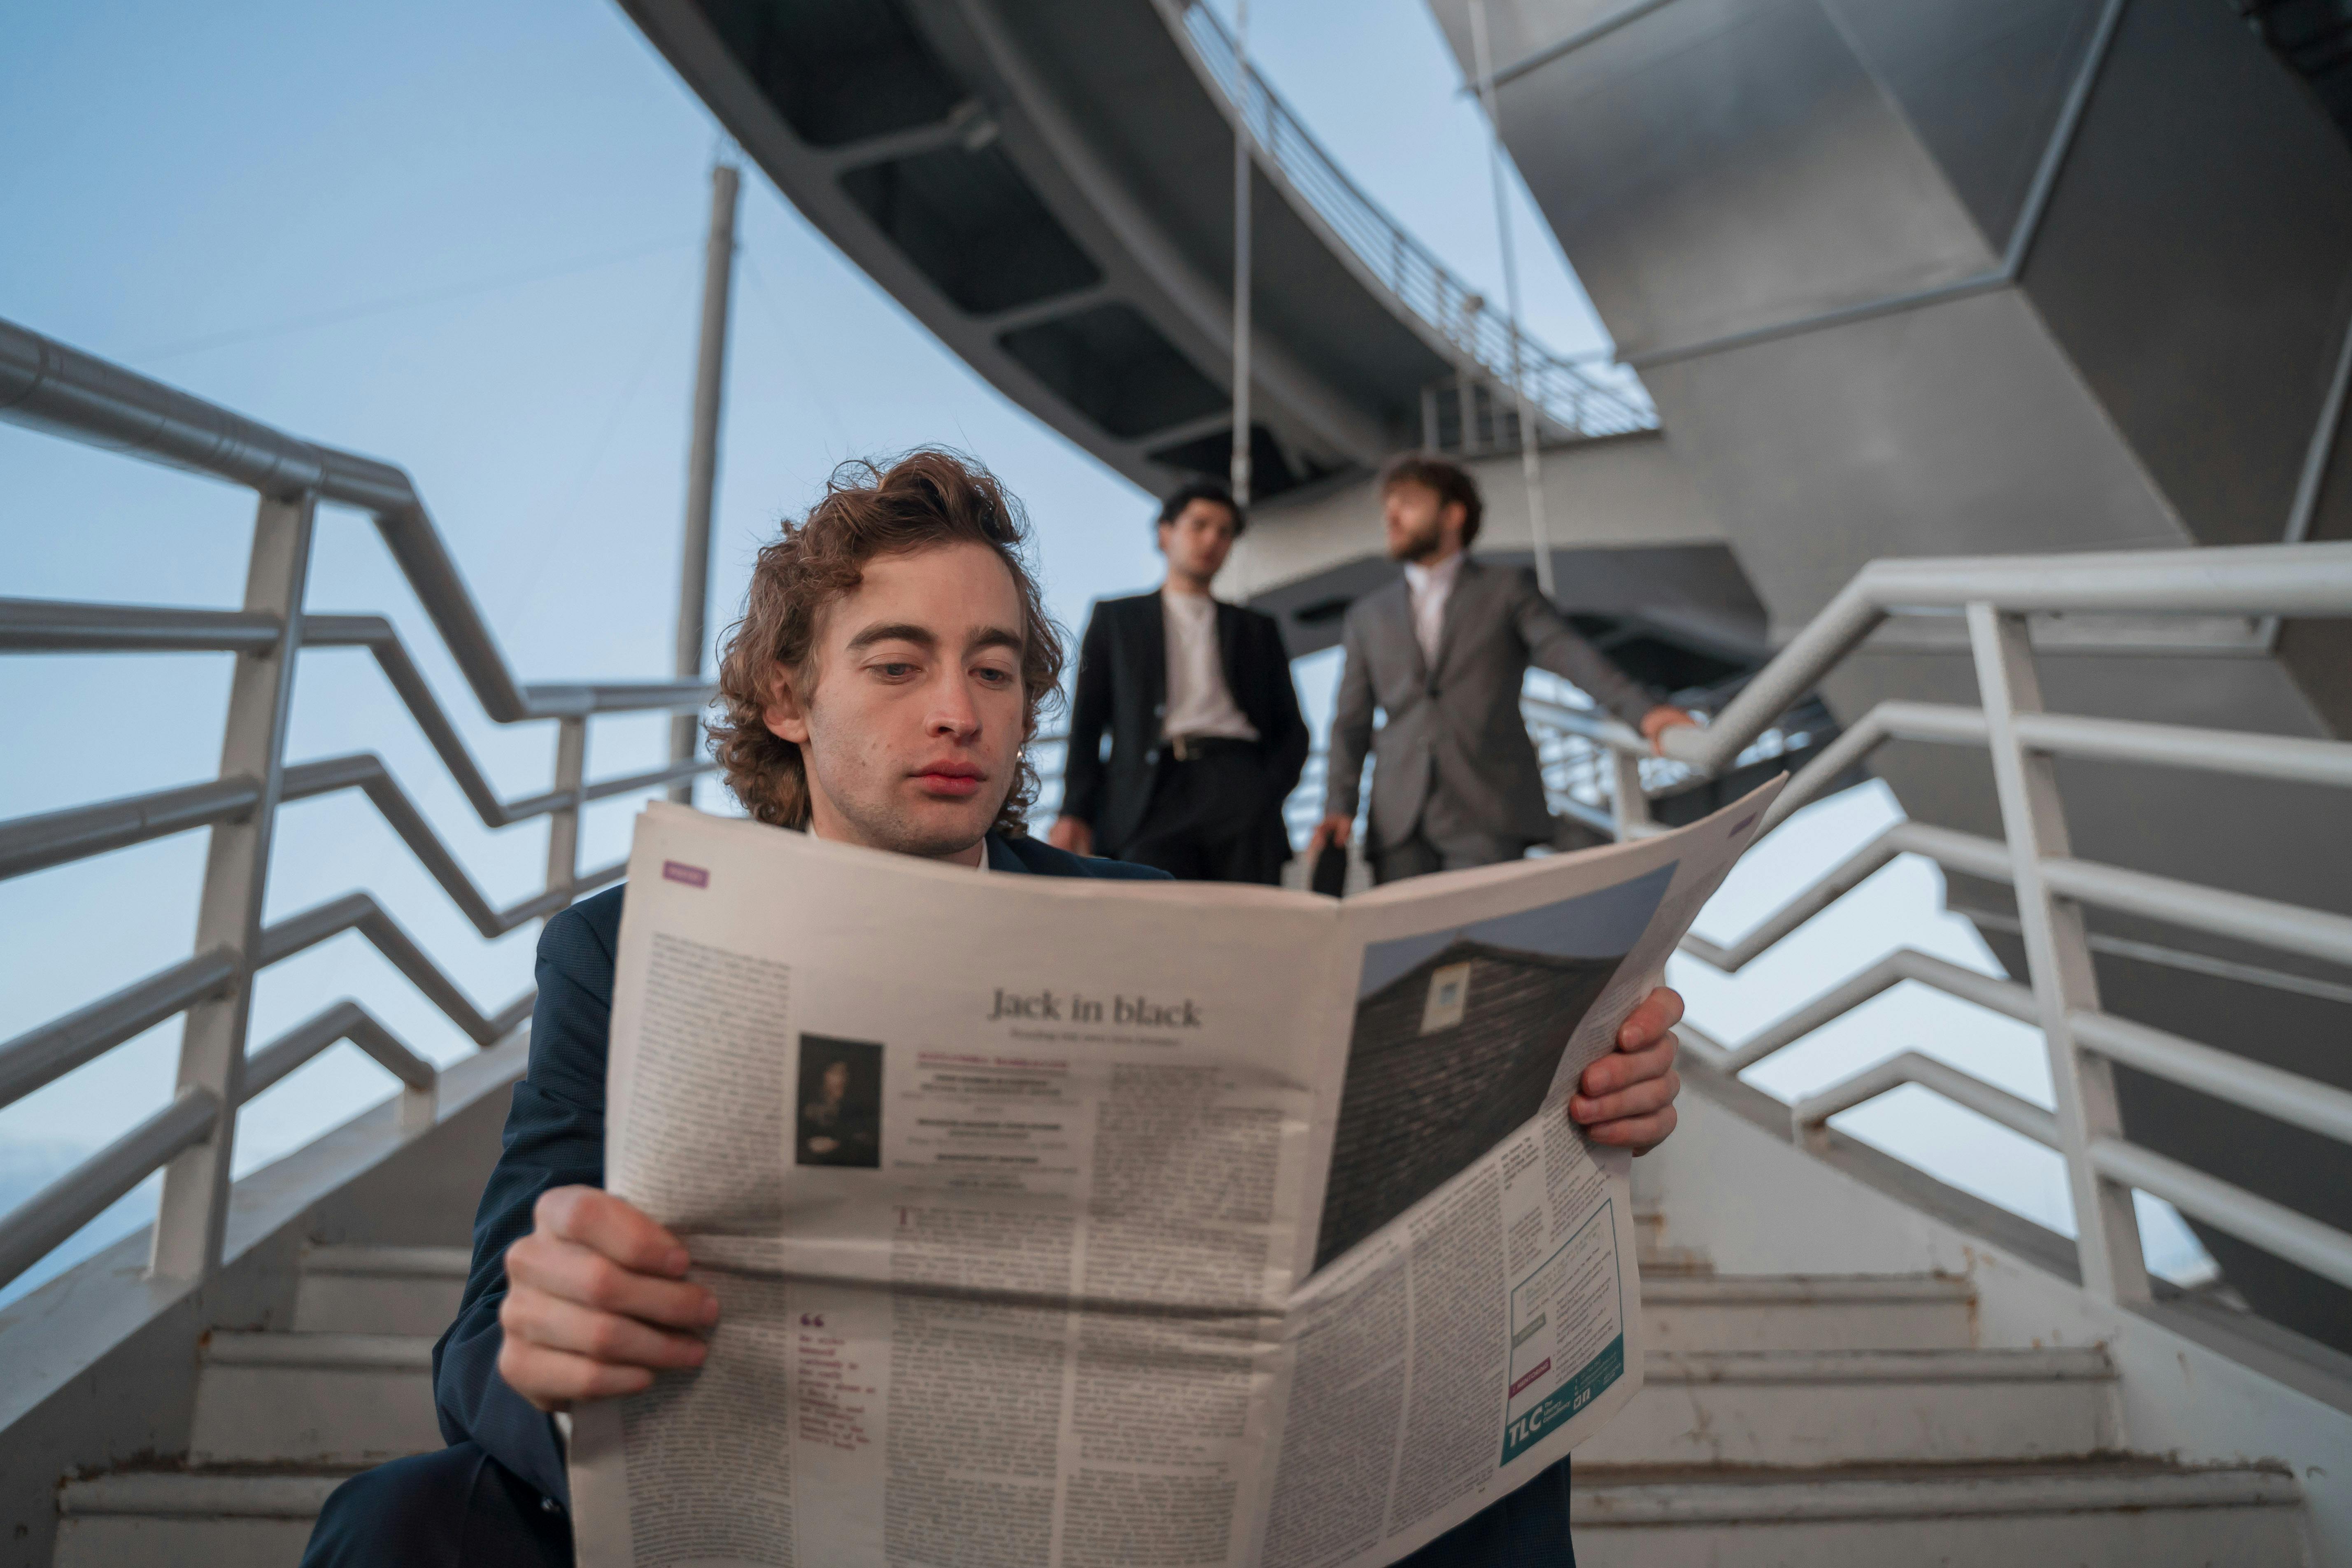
[0,315,716,1291]
[1540,538,2352,1309]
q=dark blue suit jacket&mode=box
[430,831,1169,1508]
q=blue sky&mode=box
[0,0,2208,1301]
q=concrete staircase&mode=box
[48,1208,2313,1565]
[1569,1205,2311,1566]
[51,1244,461,1568]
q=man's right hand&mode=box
[1307,813,1353,857]
[1047,815,1094,857]
[498,1186,717,1412]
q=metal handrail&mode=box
[1165,0,1656,442]
[0,312,718,1292]
[0,319,704,723]
[1592,537,2352,1316]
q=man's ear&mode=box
[1441,501,1469,547]
[762,664,811,746]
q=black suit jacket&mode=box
[1060,590,1310,855]
[430,832,1169,1511]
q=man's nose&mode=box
[927,675,982,737]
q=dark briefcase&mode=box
[1310,843,1349,898]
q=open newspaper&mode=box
[570,782,1779,1568]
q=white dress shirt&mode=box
[1159,588,1259,741]
[1402,550,1465,669]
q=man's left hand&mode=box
[1569,986,1683,1154]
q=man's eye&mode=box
[876,663,918,678]
[974,666,1013,685]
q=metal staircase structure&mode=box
[613,0,1649,508]
[1429,0,2352,1364]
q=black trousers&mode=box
[303,1441,1570,1567]
[1115,745,1290,885]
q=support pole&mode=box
[672,161,741,803]
[151,491,315,1280]
[1470,0,1556,599]
[1230,0,1255,506]
[1968,602,2151,1305]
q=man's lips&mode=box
[911,763,987,797]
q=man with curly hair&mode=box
[301,449,1688,1568]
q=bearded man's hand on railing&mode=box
[1570,986,1684,1155]
[498,1186,718,1412]
[1639,705,1699,757]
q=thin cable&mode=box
[1470,0,1557,599]
[1231,0,1255,507]
[123,238,694,365]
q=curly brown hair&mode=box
[709,449,1065,836]
[1380,452,1483,547]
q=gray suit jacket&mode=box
[1323,557,1656,849]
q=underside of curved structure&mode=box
[616,0,1646,505]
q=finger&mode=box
[1569,1069,1679,1128]
[1616,986,1686,1049]
[1582,1031,1676,1097]
[505,1233,719,1330]
[503,1288,712,1371]
[538,1186,691,1277]
[499,1340,657,1412]
[1583,1104,1677,1152]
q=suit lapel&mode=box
[1213,599,1248,716]
[1136,591,1168,720]
[1384,578,1427,683]
[1430,557,1479,677]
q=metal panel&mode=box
[2020,0,2352,550]
[1487,0,1998,357]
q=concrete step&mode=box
[188,1332,438,1466]
[294,1244,470,1336]
[1633,1204,1712,1273]
[1642,1273,1975,1352]
[1577,1347,2117,1467]
[1568,1461,2308,1566]
[53,1471,351,1568]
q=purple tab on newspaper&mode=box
[662,860,710,888]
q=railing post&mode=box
[1610,748,1653,840]
[1967,602,2151,1304]
[150,491,315,1281]
[545,716,587,912]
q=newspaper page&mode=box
[569,782,1778,1568]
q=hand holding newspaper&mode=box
[568,781,1779,1568]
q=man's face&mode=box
[822,1060,850,1102]
[1157,498,1239,584]
[762,540,1028,862]
[1383,480,1459,564]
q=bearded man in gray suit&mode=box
[1309,455,1695,884]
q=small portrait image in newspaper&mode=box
[1313,862,1673,1272]
[795,1034,883,1168]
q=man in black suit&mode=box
[300,450,1691,1568]
[1049,480,1310,883]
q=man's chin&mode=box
[865,793,1002,860]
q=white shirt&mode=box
[1159,589,1259,742]
[1402,550,1465,669]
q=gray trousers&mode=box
[1370,826,1530,883]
